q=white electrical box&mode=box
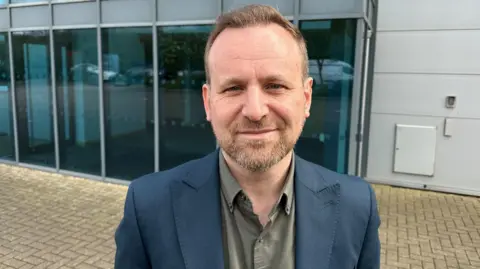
[393,124,437,176]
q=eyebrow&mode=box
[217,77,247,91]
[218,74,290,89]
[259,74,289,84]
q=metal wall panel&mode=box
[374,30,480,74]
[375,73,480,119]
[368,0,480,195]
[11,6,50,28]
[300,0,363,16]
[367,114,480,196]
[53,2,97,26]
[223,0,294,16]
[157,0,218,21]
[377,0,480,31]
[102,0,152,24]
[0,9,9,30]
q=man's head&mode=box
[202,4,313,172]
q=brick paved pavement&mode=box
[0,163,479,269]
[375,184,480,269]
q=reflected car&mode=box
[309,59,354,96]
[70,63,117,84]
[309,59,353,82]
[125,66,155,86]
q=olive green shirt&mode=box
[219,151,295,269]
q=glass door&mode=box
[0,33,15,161]
[54,29,101,175]
[296,19,357,174]
[12,31,55,167]
[157,25,216,171]
[102,27,155,180]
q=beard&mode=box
[214,117,302,172]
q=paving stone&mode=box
[0,164,126,269]
[375,184,480,269]
[1,164,480,269]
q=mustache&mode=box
[231,118,284,132]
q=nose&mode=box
[241,86,268,121]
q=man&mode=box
[115,4,381,269]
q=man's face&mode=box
[203,24,312,172]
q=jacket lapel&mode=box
[171,151,224,269]
[295,156,341,269]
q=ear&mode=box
[303,77,313,118]
[202,83,211,121]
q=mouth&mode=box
[237,129,277,137]
[238,128,276,134]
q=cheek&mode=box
[209,99,239,127]
[271,97,306,123]
[294,96,308,118]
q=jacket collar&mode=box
[294,155,341,269]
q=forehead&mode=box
[207,24,302,79]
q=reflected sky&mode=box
[10,0,47,3]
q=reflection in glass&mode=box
[54,29,101,175]
[0,33,15,161]
[12,31,55,167]
[157,25,216,171]
[102,27,154,180]
[297,20,356,173]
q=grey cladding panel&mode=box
[102,0,152,24]
[223,0,294,16]
[157,0,218,21]
[11,6,50,28]
[300,0,364,16]
[0,9,9,30]
[53,2,97,26]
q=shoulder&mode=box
[127,151,217,206]
[296,156,376,213]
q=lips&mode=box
[237,129,276,135]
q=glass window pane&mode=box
[102,27,154,180]
[297,19,357,174]
[0,33,15,161]
[13,31,55,167]
[157,25,216,171]
[10,0,46,3]
[54,29,101,175]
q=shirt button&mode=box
[257,238,263,243]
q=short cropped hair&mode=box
[204,4,309,83]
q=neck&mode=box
[221,149,293,203]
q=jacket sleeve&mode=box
[114,184,151,269]
[356,184,381,269]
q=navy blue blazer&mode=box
[114,150,381,269]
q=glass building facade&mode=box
[0,0,376,181]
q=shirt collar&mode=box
[218,150,295,215]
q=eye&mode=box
[266,83,284,90]
[225,85,242,92]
